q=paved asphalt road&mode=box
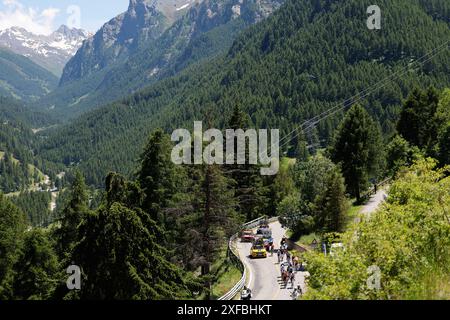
[234,190,388,300]
[236,221,309,300]
[361,189,388,216]
[355,188,388,223]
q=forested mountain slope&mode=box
[0,48,58,102]
[0,97,60,193]
[38,0,450,186]
[36,0,283,119]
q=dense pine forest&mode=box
[37,0,450,187]
[0,97,59,193]
[0,0,449,301]
[1,84,449,299]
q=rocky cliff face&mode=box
[107,0,285,82]
[39,0,284,118]
[59,0,168,85]
[60,0,282,86]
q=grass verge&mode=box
[209,246,242,300]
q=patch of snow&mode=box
[176,3,190,11]
[232,5,241,19]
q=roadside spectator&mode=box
[286,251,291,264]
[293,256,299,270]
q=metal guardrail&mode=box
[218,216,278,300]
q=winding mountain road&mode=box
[235,221,308,300]
[234,189,389,300]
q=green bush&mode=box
[304,159,450,300]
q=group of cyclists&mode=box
[241,236,304,300]
[278,238,303,295]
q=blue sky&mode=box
[0,0,129,34]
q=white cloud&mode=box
[0,0,60,35]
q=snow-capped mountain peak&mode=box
[0,25,91,76]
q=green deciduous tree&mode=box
[268,167,296,216]
[281,155,348,236]
[385,135,423,176]
[278,194,314,235]
[437,89,450,166]
[304,159,450,300]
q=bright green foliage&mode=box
[278,194,314,235]
[437,89,450,166]
[304,159,450,300]
[385,135,423,176]
[294,154,337,206]
[12,229,59,300]
[0,194,27,298]
[330,105,384,202]
[268,167,296,216]
[436,89,450,133]
[280,154,348,235]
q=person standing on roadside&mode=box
[286,251,291,264]
[290,272,296,288]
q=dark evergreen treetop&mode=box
[329,104,384,201]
